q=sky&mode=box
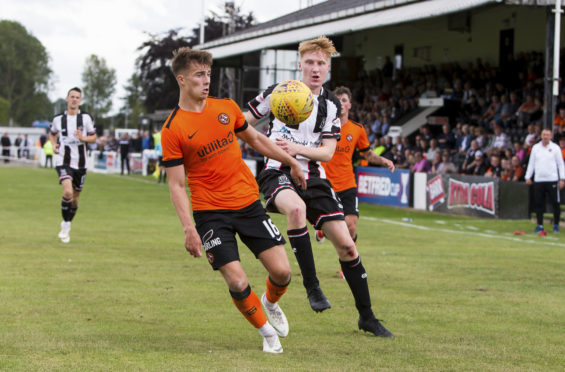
[0,0,322,113]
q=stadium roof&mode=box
[195,0,500,58]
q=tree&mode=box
[134,3,256,112]
[81,54,117,121]
[121,73,145,128]
[0,20,52,125]
[0,97,10,124]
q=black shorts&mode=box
[192,200,286,270]
[257,169,344,230]
[56,166,87,192]
[337,187,359,217]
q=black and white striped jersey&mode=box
[50,111,96,169]
[247,85,341,179]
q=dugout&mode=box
[195,0,565,108]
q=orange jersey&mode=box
[161,98,259,211]
[322,119,370,192]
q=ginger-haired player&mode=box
[245,37,394,337]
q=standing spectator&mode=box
[141,131,151,150]
[1,133,11,163]
[43,139,54,168]
[14,134,22,158]
[525,129,565,233]
[119,133,130,175]
[21,134,30,159]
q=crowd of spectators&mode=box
[328,51,565,182]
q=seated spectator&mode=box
[461,140,480,173]
[456,124,473,153]
[437,151,458,174]
[429,152,442,174]
[507,155,525,182]
[516,95,540,125]
[397,148,413,169]
[426,138,441,161]
[500,158,511,181]
[469,151,488,176]
[491,124,512,151]
[513,141,525,162]
[479,95,501,127]
[437,123,456,151]
[484,154,502,178]
[417,138,429,155]
[412,151,431,173]
[523,123,538,145]
[560,136,565,161]
[474,127,487,149]
[500,92,521,127]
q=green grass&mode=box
[1,167,564,371]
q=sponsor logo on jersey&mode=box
[197,131,234,159]
[203,229,222,251]
[335,145,350,153]
[218,113,230,125]
[278,175,291,185]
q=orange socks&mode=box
[265,276,289,304]
[230,285,267,329]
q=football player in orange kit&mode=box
[161,47,306,353]
[317,86,395,257]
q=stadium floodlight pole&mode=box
[200,0,205,45]
[553,0,562,97]
[544,5,556,131]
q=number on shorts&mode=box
[262,218,280,238]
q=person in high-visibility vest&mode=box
[43,140,54,168]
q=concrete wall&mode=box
[341,5,561,70]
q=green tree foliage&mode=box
[81,54,117,121]
[121,73,146,128]
[0,96,10,123]
[0,20,52,125]
[135,4,255,112]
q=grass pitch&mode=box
[1,167,564,371]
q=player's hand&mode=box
[184,226,203,257]
[290,160,307,190]
[53,143,60,154]
[74,130,83,141]
[559,180,565,190]
[382,158,395,172]
[526,179,533,185]
[275,138,299,156]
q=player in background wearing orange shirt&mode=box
[162,47,306,354]
[317,86,395,259]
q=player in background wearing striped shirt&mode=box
[49,87,97,243]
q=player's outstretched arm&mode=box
[363,150,395,172]
[275,137,337,163]
[237,125,306,189]
[165,165,202,257]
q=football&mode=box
[269,80,314,126]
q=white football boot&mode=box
[261,293,289,338]
[262,333,283,354]
[58,221,71,243]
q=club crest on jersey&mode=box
[347,134,353,142]
[218,113,230,125]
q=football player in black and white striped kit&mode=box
[49,87,97,243]
[245,36,393,338]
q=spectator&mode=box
[14,134,22,158]
[516,95,540,125]
[43,139,54,168]
[514,141,525,162]
[21,134,30,159]
[437,152,458,174]
[429,151,442,173]
[437,123,456,151]
[1,133,11,163]
[507,156,525,182]
[119,133,130,175]
[457,124,473,153]
[470,152,488,176]
[485,154,502,178]
[461,140,480,173]
[554,106,565,127]
[426,138,441,160]
[491,124,512,151]
[524,124,538,146]
[412,151,431,173]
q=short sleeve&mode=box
[84,114,96,135]
[231,100,247,133]
[321,98,341,140]
[161,125,184,168]
[246,83,278,119]
[357,126,371,152]
[50,116,60,134]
